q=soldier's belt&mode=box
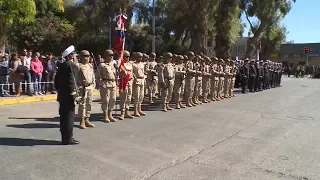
[102,78,116,82]
[165,77,174,80]
[135,77,144,79]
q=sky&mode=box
[242,0,320,43]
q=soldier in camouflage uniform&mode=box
[159,52,175,112]
[185,51,196,107]
[202,56,212,103]
[77,50,96,129]
[132,52,146,117]
[173,55,186,109]
[194,55,203,104]
[210,57,219,101]
[146,53,158,103]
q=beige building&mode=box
[205,36,250,59]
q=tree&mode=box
[214,0,241,59]
[241,0,295,58]
[260,23,287,59]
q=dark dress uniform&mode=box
[240,63,249,93]
[254,63,261,92]
[248,64,256,92]
[54,59,79,145]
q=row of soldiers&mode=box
[54,48,283,145]
[74,49,283,129]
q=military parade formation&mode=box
[54,46,283,145]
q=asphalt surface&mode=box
[0,77,319,180]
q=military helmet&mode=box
[123,50,130,57]
[195,55,201,59]
[79,50,90,56]
[204,56,211,62]
[136,52,143,58]
[164,52,173,58]
[213,57,218,61]
[150,53,156,58]
[184,55,188,59]
[186,51,195,56]
[143,53,148,57]
[178,55,184,60]
[104,49,114,57]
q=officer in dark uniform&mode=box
[254,61,261,92]
[248,60,256,92]
[54,45,80,145]
[263,61,269,90]
[240,58,249,93]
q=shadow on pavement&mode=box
[7,123,61,129]
[0,137,61,146]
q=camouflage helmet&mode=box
[136,52,143,58]
[104,49,114,57]
[213,57,218,61]
[79,50,90,56]
[187,51,195,56]
[178,55,184,60]
[184,55,188,59]
[164,52,173,59]
[204,56,211,62]
[173,54,178,58]
[149,52,156,58]
[123,50,130,57]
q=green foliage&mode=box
[9,13,75,53]
[260,23,287,58]
[0,0,36,24]
[241,0,296,58]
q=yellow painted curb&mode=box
[0,91,124,106]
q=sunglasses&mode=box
[109,54,114,57]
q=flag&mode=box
[113,12,130,92]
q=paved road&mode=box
[0,77,319,180]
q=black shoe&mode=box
[61,139,80,145]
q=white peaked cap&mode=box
[62,45,75,57]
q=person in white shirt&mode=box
[22,50,33,96]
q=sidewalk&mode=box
[0,91,101,106]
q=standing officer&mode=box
[254,61,261,92]
[202,56,211,103]
[248,60,256,92]
[173,55,186,109]
[159,52,175,112]
[185,51,196,107]
[194,55,203,104]
[119,50,134,120]
[77,50,96,129]
[228,60,237,98]
[99,49,117,123]
[217,59,225,100]
[54,45,79,145]
[132,52,146,117]
[146,53,158,103]
[240,58,250,93]
[210,57,219,101]
[223,59,232,98]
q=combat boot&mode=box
[191,99,197,106]
[138,104,146,116]
[104,111,110,123]
[162,104,168,112]
[186,98,193,107]
[125,109,134,118]
[179,102,186,108]
[85,117,95,128]
[108,111,116,122]
[134,105,140,117]
[149,96,154,104]
[79,118,86,129]
[215,96,220,101]
[175,103,181,109]
[166,103,173,111]
[119,110,125,120]
[197,97,203,104]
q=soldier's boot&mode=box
[119,110,125,120]
[166,103,173,111]
[203,95,208,103]
[162,104,168,112]
[104,112,110,123]
[108,111,116,122]
[175,102,181,109]
[79,118,86,129]
[215,96,221,101]
[149,96,154,104]
[85,117,95,128]
[197,97,203,104]
[179,102,186,108]
[193,97,199,105]
[186,98,193,107]
[138,104,146,116]
[125,109,134,119]
[134,105,140,117]
[191,98,197,106]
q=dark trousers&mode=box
[241,79,248,93]
[45,71,55,92]
[248,77,255,92]
[254,78,261,91]
[59,101,75,142]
